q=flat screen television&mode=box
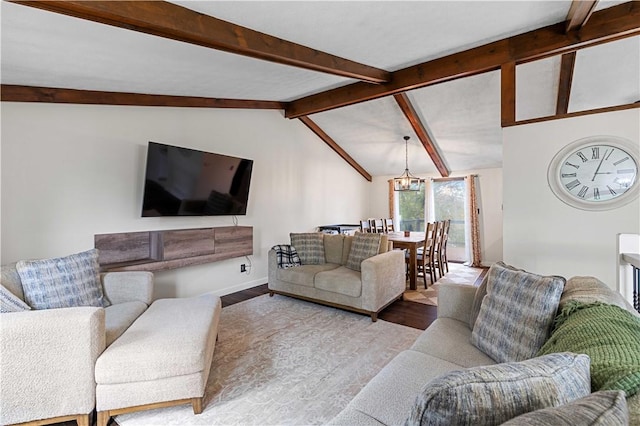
[141,141,253,217]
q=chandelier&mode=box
[393,136,421,191]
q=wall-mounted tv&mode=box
[141,141,253,217]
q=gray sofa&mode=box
[330,266,640,425]
[268,233,405,321]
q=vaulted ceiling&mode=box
[2,1,639,180]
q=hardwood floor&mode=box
[224,283,439,330]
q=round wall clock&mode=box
[547,135,639,211]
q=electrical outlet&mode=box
[240,264,246,273]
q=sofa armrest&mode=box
[437,283,478,324]
[360,250,406,312]
[0,307,105,425]
[102,271,154,306]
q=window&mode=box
[397,181,425,231]
[432,179,466,262]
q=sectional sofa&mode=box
[331,262,640,425]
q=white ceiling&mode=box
[2,1,638,177]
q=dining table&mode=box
[386,231,426,291]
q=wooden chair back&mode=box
[384,218,395,233]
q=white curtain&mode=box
[423,178,434,224]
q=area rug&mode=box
[403,263,484,306]
[115,294,422,426]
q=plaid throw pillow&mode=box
[406,353,591,426]
[471,262,565,363]
[0,284,31,313]
[272,245,302,269]
[17,248,109,310]
[290,233,325,265]
[346,233,381,271]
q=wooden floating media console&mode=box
[95,226,253,272]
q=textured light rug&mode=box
[404,264,484,306]
[115,294,421,426]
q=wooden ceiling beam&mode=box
[0,85,285,109]
[298,116,372,182]
[11,0,390,84]
[555,1,597,115]
[393,93,449,177]
[501,62,516,126]
[556,52,577,115]
[286,2,639,118]
[565,0,598,32]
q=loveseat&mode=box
[330,262,640,425]
[0,249,221,426]
[268,232,405,321]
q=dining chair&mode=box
[439,219,451,274]
[406,222,436,288]
[370,219,385,233]
[384,218,395,233]
[360,220,372,233]
[432,221,446,278]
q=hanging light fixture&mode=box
[393,136,421,191]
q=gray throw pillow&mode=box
[471,261,565,363]
[17,248,108,310]
[0,283,31,313]
[346,233,381,271]
[405,352,591,426]
[501,390,628,425]
[290,233,325,265]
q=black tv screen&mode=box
[141,142,253,217]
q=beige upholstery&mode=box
[95,293,221,426]
[0,266,153,426]
[268,233,405,321]
[332,278,639,425]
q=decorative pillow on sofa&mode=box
[17,248,109,310]
[405,352,591,426]
[290,233,325,265]
[501,390,628,425]
[471,261,565,363]
[0,284,31,313]
[346,233,381,272]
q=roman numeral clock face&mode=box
[548,137,639,211]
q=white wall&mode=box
[503,108,640,288]
[1,102,370,298]
[369,168,504,266]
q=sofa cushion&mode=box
[17,249,109,310]
[0,283,31,313]
[471,262,565,363]
[271,244,302,269]
[331,350,467,426]
[346,233,381,272]
[104,301,148,347]
[290,233,325,265]
[410,318,496,368]
[405,352,591,426]
[324,234,345,265]
[501,390,628,426]
[276,264,339,287]
[315,266,362,298]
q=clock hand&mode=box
[592,150,608,181]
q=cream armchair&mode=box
[0,266,153,426]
